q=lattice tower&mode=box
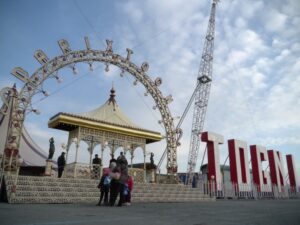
[186,0,219,184]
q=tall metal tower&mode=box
[186,0,219,184]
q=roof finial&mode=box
[108,83,117,111]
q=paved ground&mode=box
[0,200,300,225]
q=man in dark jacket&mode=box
[92,154,101,165]
[57,152,66,178]
[92,154,101,178]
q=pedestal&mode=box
[45,160,53,176]
[150,169,155,183]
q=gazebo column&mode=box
[89,145,93,167]
[126,144,134,169]
[74,140,80,178]
[130,152,134,169]
[75,143,80,163]
[143,148,147,183]
[65,143,70,164]
[97,144,103,178]
[65,137,72,164]
[110,144,116,160]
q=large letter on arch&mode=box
[250,145,270,192]
[228,139,251,188]
[268,150,285,192]
[201,131,224,189]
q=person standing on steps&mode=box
[109,154,117,169]
[97,168,110,206]
[124,175,134,206]
[57,152,66,178]
[92,154,102,178]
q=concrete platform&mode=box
[0,199,300,225]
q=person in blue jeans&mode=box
[97,168,111,206]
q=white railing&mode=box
[195,180,299,199]
[64,162,93,179]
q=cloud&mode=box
[264,9,288,32]
[111,0,300,179]
[122,1,144,23]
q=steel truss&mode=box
[186,0,218,184]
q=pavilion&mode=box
[48,87,163,181]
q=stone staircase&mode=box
[3,175,214,204]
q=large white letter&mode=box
[268,150,285,192]
[228,139,251,190]
[250,145,271,192]
[201,131,224,191]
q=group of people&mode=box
[50,137,134,206]
[97,152,134,207]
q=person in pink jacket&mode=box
[124,175,134,206]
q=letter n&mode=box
[268,150,285,192]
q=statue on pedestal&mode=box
[48,137,55,160]
[150,152,154,165]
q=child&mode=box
[124,175,133,206]
[97,168,110,206]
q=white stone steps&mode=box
[12,190,210,199]
[4,175,214,204]
[9,196,99,204]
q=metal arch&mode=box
[0,86,15,116]
[4,39,178,174]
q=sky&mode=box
[0,0,300,183]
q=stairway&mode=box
[3,175,214,204]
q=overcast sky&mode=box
[0,0,299,183]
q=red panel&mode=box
[228,139,237,184]
[250,145,260,186]
[207,142,216,181]
[201,132,209,142]
[239,148,246,183]
[286,155,296,189]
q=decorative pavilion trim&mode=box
[48,112,163,144]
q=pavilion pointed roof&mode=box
[48,87,162,144]
[79,87,140,129]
